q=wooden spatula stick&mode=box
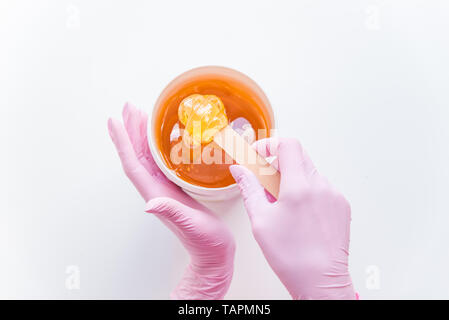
[213,126,280,199]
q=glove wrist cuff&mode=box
[170,264,234,300]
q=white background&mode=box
[1,0,448,299]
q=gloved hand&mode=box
[230,138,356,300]
[108,103,235,300]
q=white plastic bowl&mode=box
[148,66,275,202]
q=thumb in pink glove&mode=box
[230,138,356,300]
[108,103,235,300]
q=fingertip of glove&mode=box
[144,197,174,215]
[122,102,136,119]
[107,118,118,140]
[144,199,159,214]
[229,165,244,180]
[107,117,114,129]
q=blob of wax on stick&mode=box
[178,94,228,147]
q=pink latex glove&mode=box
[108,103,235,300]
[230,138,356,300]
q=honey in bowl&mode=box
[153,67,273,188]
